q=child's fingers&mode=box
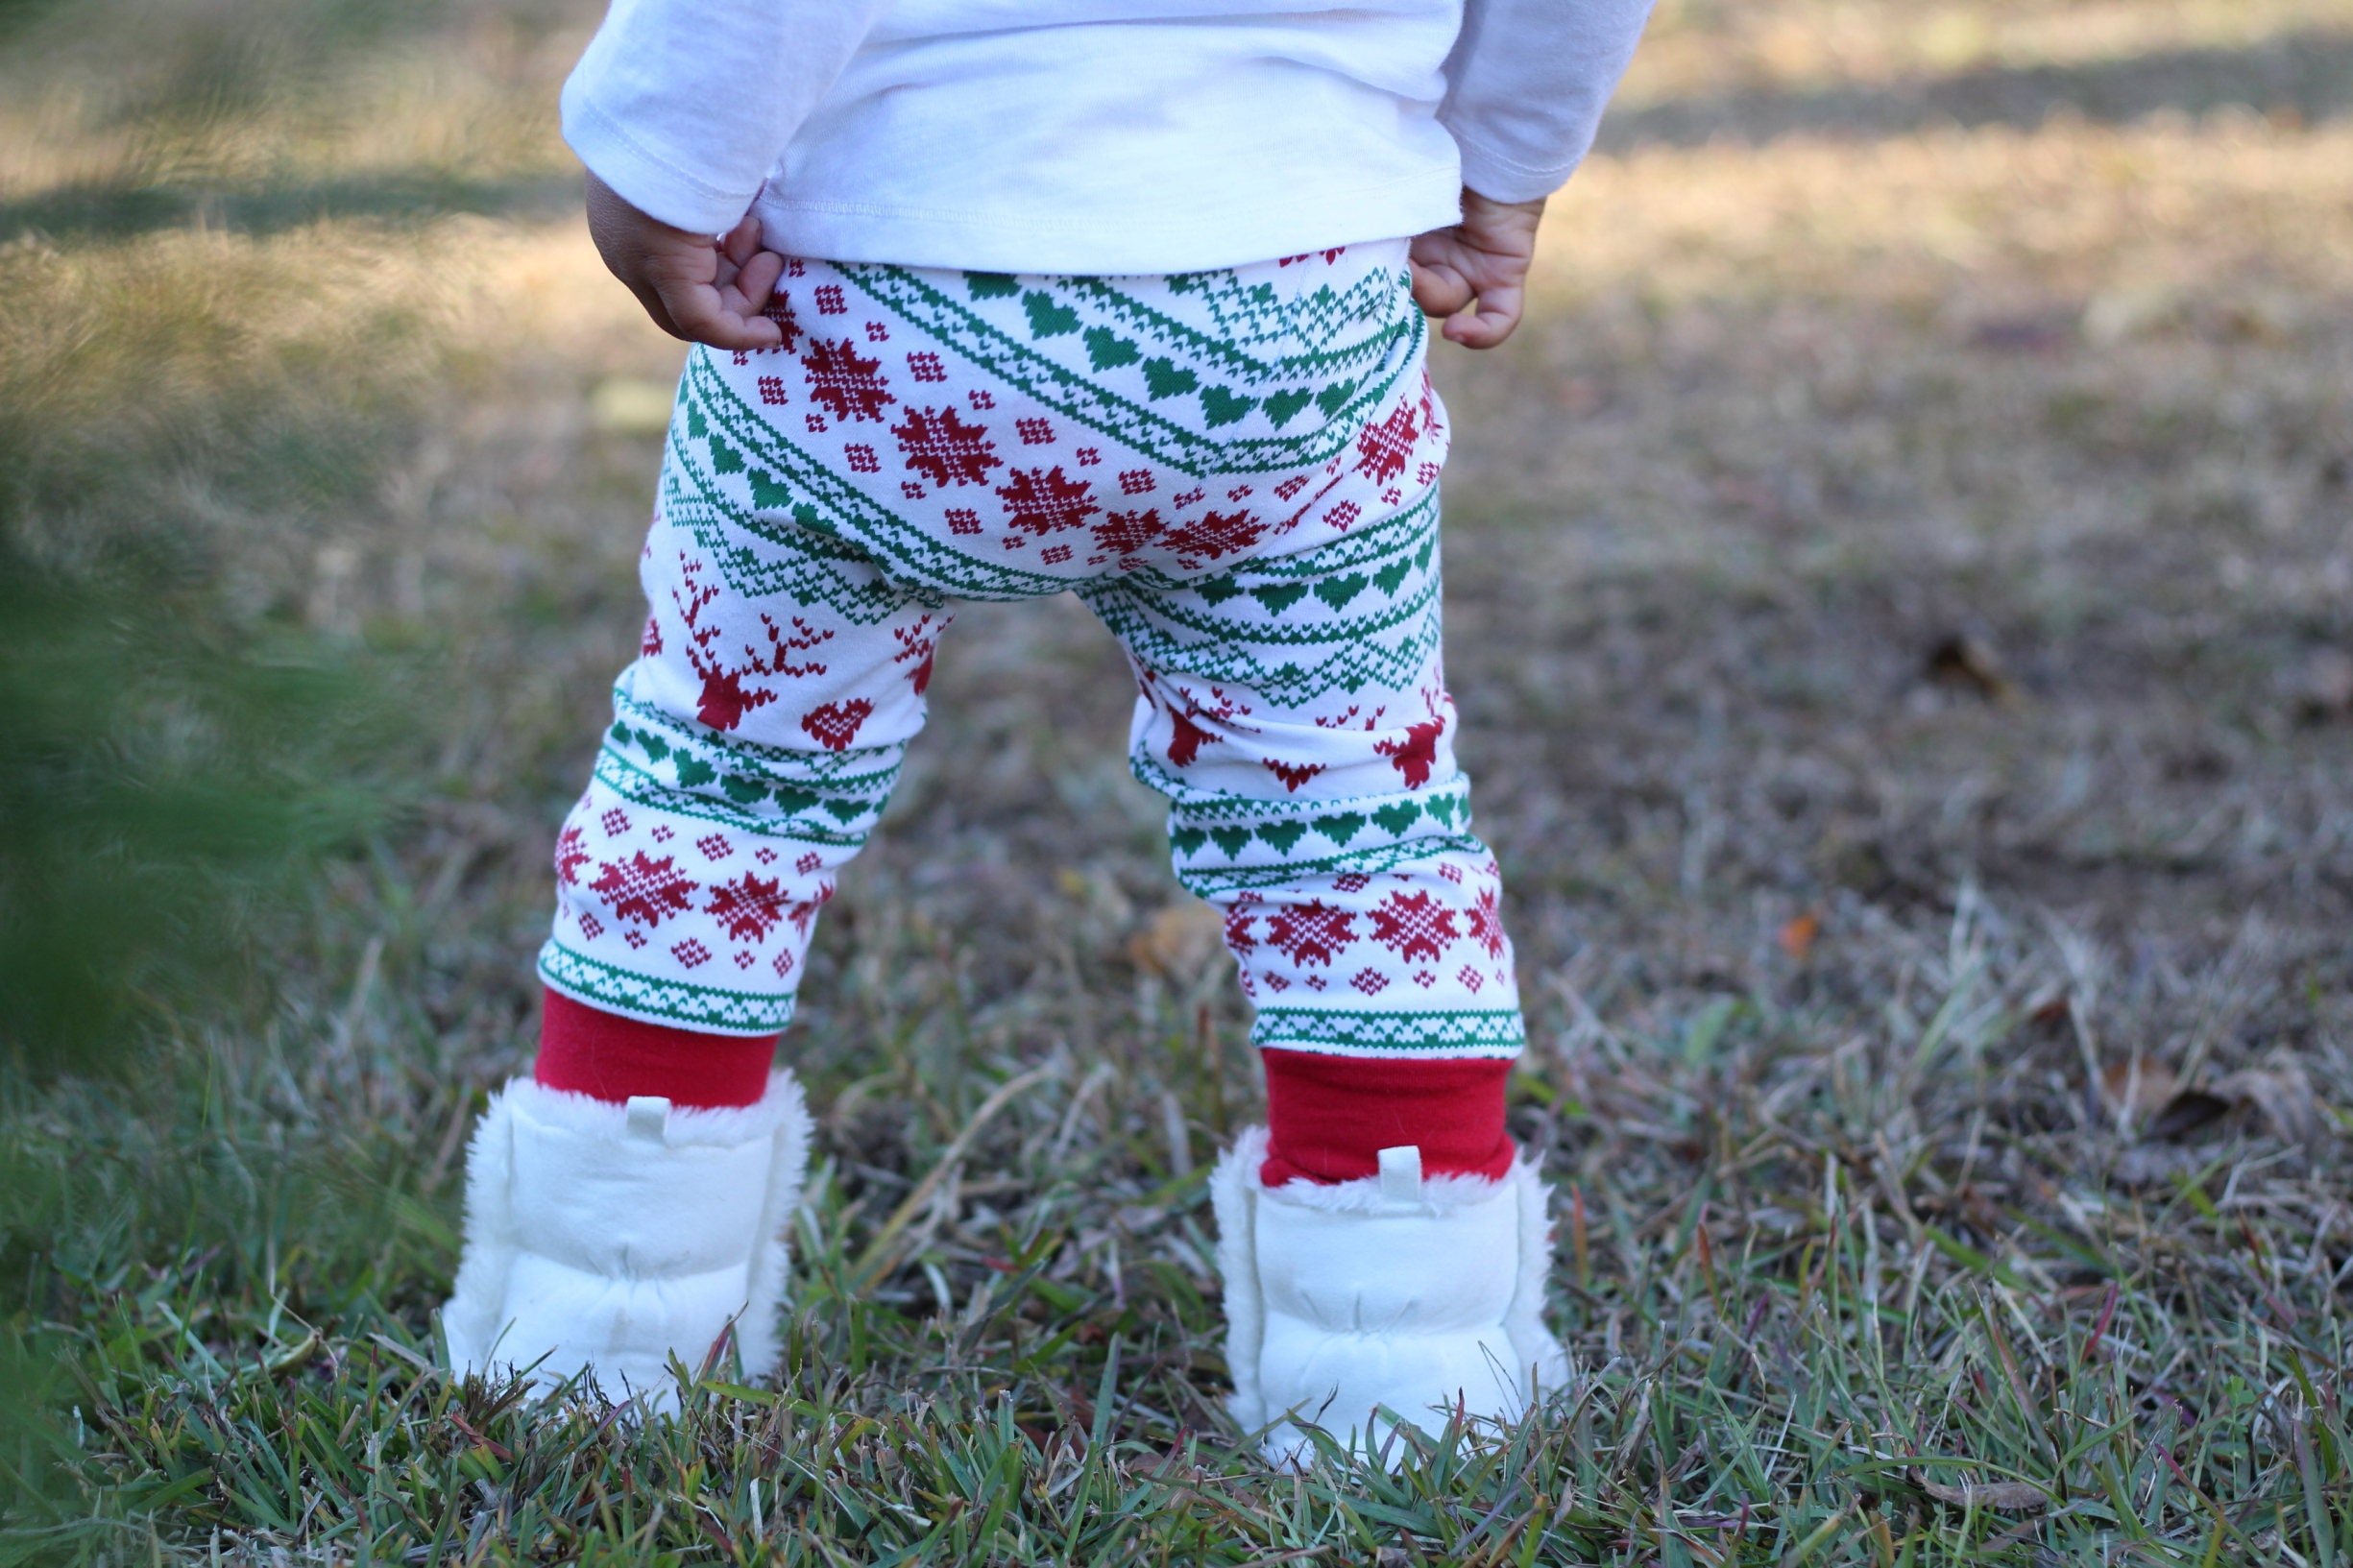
[1408,256,1475,321]
[1441,282,1523,350]
[737,249,785,314]
[655,277,785,351]
[718,214,765,268]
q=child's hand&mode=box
[585,172,787,352]
[1408,190,1546,350]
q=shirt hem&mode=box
[752,172,1465,275]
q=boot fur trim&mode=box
[1212,1124,1569,1464]
[442,1072,811,1407]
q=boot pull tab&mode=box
[1377,1145,1422,1202]
[625,1096,672,1146]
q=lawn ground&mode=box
[4,1,2353,1561]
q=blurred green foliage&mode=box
[0,543,385,1074]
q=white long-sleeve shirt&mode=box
[561,0,1653,275]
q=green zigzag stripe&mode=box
[1166,792,1471,847]
[614,689,900,787]
[1142,760,1470,828]
[1086,554,1436,652]
[540,942,795,1032]
[843,266,1419,477]
[1172,835,1490,895]
[1249,1006,1525,1056]
[1088,594,1443,706]
[593,749,880,846]
[1067,266,1414,371]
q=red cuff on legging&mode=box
[1258,1047,1514,1186]
[533,987,778,1108]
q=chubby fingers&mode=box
[1409,256,1476,321]
[1439,278,1525,349]
[644,244,785,352]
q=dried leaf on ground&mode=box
[1923,633,2013,702]
[1911,1471,2050,1512]
[1126,901,1225,981]
[2212,1061,2323,1144]
[2098,1055,2178,1124]
[1777,910,1821,964]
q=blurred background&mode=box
[3,0,2351,1554]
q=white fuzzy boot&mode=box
[441,1072,811,1411]
[1212,1127,1568,1464]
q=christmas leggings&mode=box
[538,242,1524,1180]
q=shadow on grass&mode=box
[0,171,579,245]
[1601,28,2353,151]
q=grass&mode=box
[4,0,2353,1560]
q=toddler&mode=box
[445,0,1652,1462]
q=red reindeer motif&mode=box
[672,557,836,733]
[1150,677,1257,768]
[1374,717,1445,788]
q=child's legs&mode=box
[1080,495,1523,1184]
[537,480,951,1099]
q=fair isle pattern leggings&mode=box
[540,242,1527,1065]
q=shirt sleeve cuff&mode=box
[1452,137,1580,205]
[560,82,766,236]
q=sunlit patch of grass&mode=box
[1626,0,2353,103]
[0,0,581,204]
[1542,116,2353,303]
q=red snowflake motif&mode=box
[1466,886,1506,958]
[1354,402,1419,484]
[760,294,802,352]
[1375,718,1445,788]
[893,406,1003,488]
[996,466,1098,536]
[706,871,791,942]
[787,883,833,933]
[1262,760,1323,792]
[1223,905,1258,954]
[1161,509,1264,561]
[639,615,663,657]
[589,852,696,929]
[1264,901,1354,968]
[1092,508,1163,556]
[554,826,591,886]
[1369,890,1459,963]
[800,698,873,752]
[802,338,896,422]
